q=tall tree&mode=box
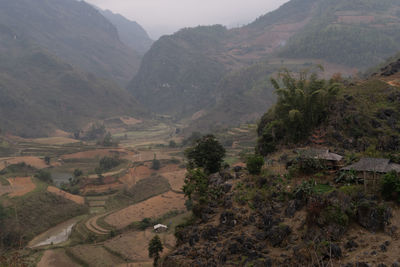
[148,235,163,267]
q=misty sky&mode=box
[85,0,289,39]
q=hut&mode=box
[341,158,400,191]
[297,148,344,170]
[153,224,168,233]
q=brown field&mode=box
[47,186,85,205]
[38,249,80,267]
[80,182,124,195]
[119,166,154,188]
[6,177,36,197]
[105,191,186,229]
[161,170,186,192]
[67,245,125,266]
[120,116,142,126]
[0,156,48,170]
[31,137,79,145]
[61,148,136,160]
[104,229,175,262]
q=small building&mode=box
[297,148,344,170]
[341,158,400,191]
[153,224,168,233]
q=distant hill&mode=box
[0,0,141,85]
[100,9,153,55]
[0,25,145,137]
[129,0,400,129]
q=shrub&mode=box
[96,156,121,173]
[246,155,265,175]
[34,170,53,184]
[381,171,400,202]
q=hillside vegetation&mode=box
[0,25,145,137]
[0,0,142,85]
[129,0,400,130]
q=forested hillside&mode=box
[0,25,145,137]
[0,0,141,85]
[129,0,400,130]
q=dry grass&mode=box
[105,191,186,229]
[37,249,80,267]
[104,229,175,262]
[47,186,85,205]
[67,245,125,266]
[0,156,48,170]
[7,177,36,197]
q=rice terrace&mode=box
[0,117,251,266]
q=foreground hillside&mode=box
[0,25,145,137]
[129,0,400,130]
[162,59,400,267]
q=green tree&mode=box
[34,170,53,184]
[182,169,209,202]
[148,235,163,267]
[44,156,51,165]
[257,68,340,155]
[185,135,225,174]
[246,154,265,175]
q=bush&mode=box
[96,156,121,173]
[246,155,264,175]
[381,171,400,202]
[34,170,53,184]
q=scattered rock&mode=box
[267,225,291,247]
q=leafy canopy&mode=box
[148,235,163,267]
[257,68,340,155]
[185,134,226,174]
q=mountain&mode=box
[100,9,153,55]
[0,25,145,137]
[0,0,141,85]
[129,0,400,128]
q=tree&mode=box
[151,154,161,170]
[257,68,340,155]
[183,169,209,202]
[246,155,265,175]
[34,170,53,184]
[44,156,51,165]
[148,235,163,267]
[185,135,225,174]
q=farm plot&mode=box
[31,137,79,145]
[47,186,85,205]
[0,156,48,170]
[61,148,136,161]
[161,170,186,192]
[105,191,186,229]
[37,249,80,267]
[7,177,36,197]
[119,166,152,188]
[104,229,175,262]
[66,245,125,267]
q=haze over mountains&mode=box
[129,0,400,131]
[1,0,400,137]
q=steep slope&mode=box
[100,9,153,55]
[0,0,141,85]
[279,0,400,67]
[0,25,145,137]
[129,0,400,125]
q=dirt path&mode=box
[105,191,186,229]
[47,186,85,205]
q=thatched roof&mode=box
[341,158,400,173]
[298,148,343,162]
